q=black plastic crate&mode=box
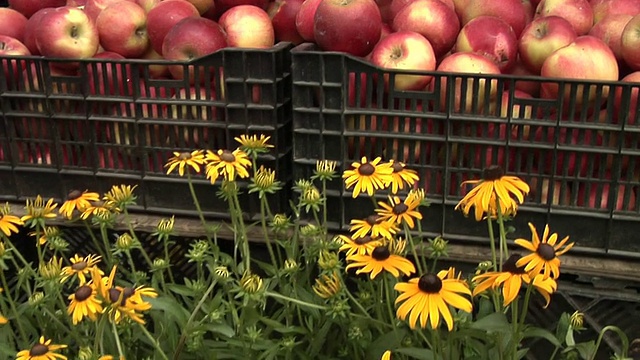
[291,43,640,258]
[0,42,293,220]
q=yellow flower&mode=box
[349,215,399,240]
[164,150,206,176]
[515,223,574,280]
[455,165,529,221]
[394,268,473,331]
[21,196,58,226]
[59,190,100,219]
[381,350,392,360]
[67,284,103,324]
[0,213,23,236]
[473,254,557,307]
[80,201,119,221]
[94,265,157,324]
[346,245,415,279]
[15,336,67,360]
[313,271,342,299]
[235,134,273,155]
[0,312,7,325]
[337,234,382,257]
[386,160,419,194]
[103,185,137,210]
[60,254,103,285]
[343,157,393,198]
[376,195,423,229]
[205,148,252,183]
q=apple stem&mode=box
[71,26,79,38]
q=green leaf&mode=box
[395,347,435,360]
[166,283,198,298]
[574,340,596,359]
[148,295,190,325]
[470,312,511,332]
[566,327,576,347]
[366,329,408,359]
[522,326,562,347]
[556,312,571,345]
[202,323,235,338]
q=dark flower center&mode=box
[220,150,235,162]
[392,203,408,215]
[358,163,375,176]
[109,288,122,304]
[418,273,443,293]
[178,152,191,160]
[75,285,93,301]
[366,215,381,225]
[354,236,373,245]
[71,261,87,271]
[123,287,135,299]
[502,254,526,274]
[371,246,390,261]
[109,287,135,306]
[482,165,504,181]
[30,344,49,356]
[392,162,404,173]
[537,243,556,261]
[67,190,82,200]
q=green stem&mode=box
[260,196,279,269]
[519,284,534,328]
[186,170,213,243]
[41,307,83,345]
[265,291,328,310]
[0,270,27,346]
[99,225,113,266]
[163,236,175,283]
[496,200,508,270]
[322,178,328,233]
[123,207,153,268]
[125,251,137,277]
[383,275,398,329]
[139,322,169,360]
[174,279,218,360]
[35,226,44,266]
[404,222,424,275]
[511,297,520,358]
[589,325,629,360]
[232,191,250,271]
[112,320,126,359]
[486,216,498,271]
[84,221,104,259]
[94,313,107,353]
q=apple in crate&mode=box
[541,36,618,110]
[455,15,518,73]
[7,0,66,18]
[313,0,382,57]
[508,62,541,96]
[518,16,577,74]
[268,0,305,45]
[621,14,640,71]
[136,0,161,13]
[84,0,135,22]
[96,1,149,58]
[388,111,434,163]
[370,31,436,91]
[589,14,633,62]
[162,17,228,83]
[22,8,54,56]
[0,8,28,43]
[345,112,384,159]
[528,178,571,206]
[391,0,460,58]
[183,0,214,15]
[147,0,200,55]
[577,181,636,211]
[216,0,270,13]
[535,0,594,35]
[592,0,640,24]
[0,35,31,88]
[429,52,501,114]
[171,86,219,145]
[35,6,100,68]
[86,52,134,96]
[459,0,529,37]
[295,0,322,42]
[140,46,170,79]
[614,71,640,126]
[219,5,274,48]
[535,126,603,177]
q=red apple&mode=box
[86,51,133,96]
[22,7,54,56]
[518,16,577,74]
[215,0,269,13]
[313,0,382,57]
[589,13,633,62]
[67,0,88,6]
[535,0,594,35]
[370,31,436,91]
[345,112,384,159]
[508,60,542,96]
[470,122,519,172]
[97,1,149,58]
[84,0,135,22]
[378,0,394,22]
[534,126,603,177]
[136,0,161,12]
[541,36,619,110]
[0,8,28,43]
[392,0,460,58]
[454,15,518,73]
[388,113,432,163]
[621,14,640,70]
[7,0,66,18]
[0,35,30,88]
[147,0,200,55]
[348,72,372,107]
[577,181,636,211]
[295,0,322,42]
[592,0,640,24]
[162,17,228,83]
[268,0,305,45]
[35,6,100,68]
[184,0,214,14]
[170,86,219,144]
[613,71,640,125]
[219,5,274,48]
[460,0,529,37]
[116,79,171,144]
[522,0,536,22]
[429,52,501,114]
[529,178,571,205]
[139,46,170,78]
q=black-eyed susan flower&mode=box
[313,271,342,299]
[350,215,399,240]
[94,265,157,324]
[313,159,338,181]
[473,254,557,307]
[15,336,67,360]
[235,134,273,156]
[386,160,419,194]
[240,270,264,295]
[61,254,102,285]
[515,223,574,280]
[394,268,472,331]
[376,195,423,229]
[80,201,119,222]
[39,256,63,281]
[249,166,282,196]
[0,312,6,325]
[31,226,61,246]
[59,190,100,220]
[381,350,391,360]
[343,157,393,198]
[165,150,206,176]
[455,165,529,221]
[205,149,252,183]
[0,212,23,236]
[346,245,415,279]
[103,185,137,210]
[337,234,382,257]
[21,195,58,228]
[570,311,585,330]
[67,284,103,325]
